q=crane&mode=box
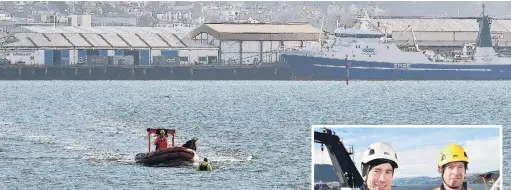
[403,25,421,52]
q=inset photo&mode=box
[311,125,502,190]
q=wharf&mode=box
[0,64,293,80]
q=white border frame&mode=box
[310,125,503,190]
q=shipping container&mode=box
[161,50,179,57]
[115,49,124,56]
[140,50,150,65]
[61,50,70,65]
[99,50,108,56]
[44,50,53,65]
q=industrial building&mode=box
[0,26,218,66]
[369,18,511,48]
[188,23,323,64]
[1,22,323,66]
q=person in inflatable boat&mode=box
[154,129,168,151]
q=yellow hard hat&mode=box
[160,129,165,134]
[438,144,469,167]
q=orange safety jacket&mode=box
[154,136,168,151]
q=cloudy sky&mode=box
[313,125,501,178]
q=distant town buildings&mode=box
[0,1,402,32]
[155,11,193,23]
[92,15,137,26]
[68,15,92,27]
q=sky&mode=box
[313,126,501,178]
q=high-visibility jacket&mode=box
[197,161,212,171]
[154,136,168,151]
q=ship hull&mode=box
[135,147,199,166]
[282,54,511,80]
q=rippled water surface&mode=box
[0,81,509,189]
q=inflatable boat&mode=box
[135,128,199,166]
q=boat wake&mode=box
[82,152,137,165]
[208,155,253,163]
[193,154,254,169]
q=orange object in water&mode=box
[136,128,198,166]
[154,136,169,151]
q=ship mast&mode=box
[482,3,485,17]
[319,14,325,45]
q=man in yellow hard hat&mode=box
[154,129,168,151]
[434,144,472,190]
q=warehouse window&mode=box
[199,57,207,62]
[180,57,188,62]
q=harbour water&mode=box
[0,81,509,189]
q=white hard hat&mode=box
[361,142,399,169]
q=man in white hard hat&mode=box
[360,142,399,190]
